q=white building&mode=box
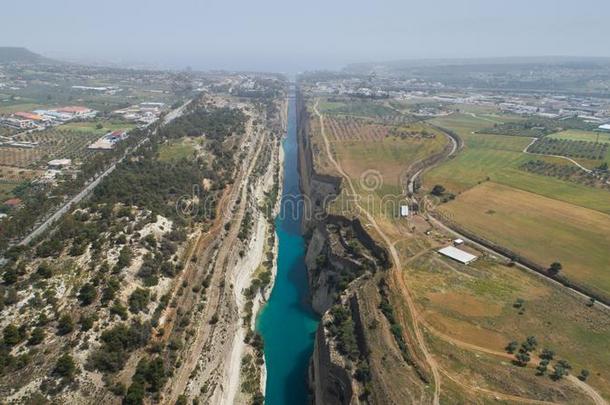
[438,246,478,265]
[400,205,409,217]
[47,159,72,170]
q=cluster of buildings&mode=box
[88,130,128,150]
[0,106,97,131]
[113,102,166,126]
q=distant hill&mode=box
[345,56,610,74]
[0,47,54,64]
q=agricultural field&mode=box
[157,137,200,161]
[0,128,103,168]
[317,98,414,124]
[424,113,610,214]
[0,166,42,200]
[0,102,48,114]
[308,97,610,403]
[309,101,448,233]
[59,119,135,136]
[528,137,608,161]
[520,160,610,190]
[549,129,610,144]
[402,245,610,401]
[437,181,610,299]
[327,118,448,220]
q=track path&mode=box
[314,102,608,405]
[421,318,607,405]
[313,100,442,405]
[523,137,593,173]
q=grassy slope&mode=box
[406,250,610,400]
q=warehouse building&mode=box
[438,246,478,265]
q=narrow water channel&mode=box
[256,87,319,405]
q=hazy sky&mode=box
[2,0,610,71]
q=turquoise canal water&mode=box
[256,90,319,405]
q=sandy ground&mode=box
[160,99,286,405]
[220,100,287,404]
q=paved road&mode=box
[407,127,458,194]
[18,101,190,246]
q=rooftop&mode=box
[438,246,478,264]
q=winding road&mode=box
[314,101,608,404]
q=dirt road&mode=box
[163,106,268,404]
[313,100,442,405]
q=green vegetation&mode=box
[377,278,428,383]
[520,160,610,190]
[124,356,166,404]
[425,114,610,214]
[477,117,595,138]
[157,137,198,161]
[327,305,359,360]
[88,320,151,373]
[77,283,97,306]
[56,314,75,335]
[318,99,396,119]
[548,129,610,145]
[60,119,134,136]
[128,288,150,313]
[53,353,76,380]
[528,138,608,160]
[158,106,245,140]
[439,182,610,299]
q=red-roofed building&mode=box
[57,106,91,114]
[3,198,23,208]
[14,112,43,121]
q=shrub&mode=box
[128,288,150,314]
[28,327,45,346]
[88,320,151,373]
[431,184,445,196]
[78,283,97,306]
[3,324,22,346]
[57,314,75,335]
[53,353,76,380]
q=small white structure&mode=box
[47,159,71,170]
[453,238,464,246]
[400,205,409,217]
[438,246,478,264]
[599,124,610,131]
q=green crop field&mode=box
[318,98,398,119]
[438,181,610,299]
[549,129,610,144]
[424,114,610,214]
[60,120,134,136]
[158,137,199,161]
[0,102,48,114]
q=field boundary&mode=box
[430,210,610,308]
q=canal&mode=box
[256,87,319,405]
